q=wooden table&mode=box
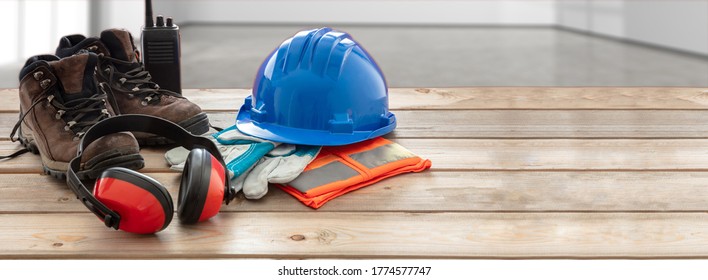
[2,87,708,259]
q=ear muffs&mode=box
[93,167,174,234]
[91,148,227,232]
[178,148,227,224]
[66,115,235,234]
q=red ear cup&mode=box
[94,167,174,234]
[177,148,226,224]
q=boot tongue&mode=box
[48,53,99,103]
[100,29,140,65]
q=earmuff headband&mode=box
[66,114,233,230]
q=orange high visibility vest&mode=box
[277,137,432,208]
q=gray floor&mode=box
[3,25,708,88]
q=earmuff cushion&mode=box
[178,148,227,224]
[199,154,227,222]
[94,167,174,234]
[178,149,211,224]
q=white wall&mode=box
[590,1,625,38]
[3,0,708,64]
[0,1,19,64]
[91,0,143,37]
[557,0,590,30]
[98,0,708,55]
[558,1,624,37]
[624,1,708,55]
[154,0,558,25]
[0,0,89,65]
[557,0,708,55]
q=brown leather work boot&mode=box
[12,53,144,179]
[56,29,209,145]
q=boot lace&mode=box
[10,88,111,143]
[98,54,180,106]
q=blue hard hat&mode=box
[235,27,396,146]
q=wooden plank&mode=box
[6,110,708,140]
[389,87,708,110]
[0,144,171,174]
[208,110,708,139]
[1,213,708,258]
[4,171,708,213]
[0,89,20,113]
[5,88,708,112]
[6,139,708,173]
[209,110,708,139]
[397,138,708,170]
[395,139,708,171]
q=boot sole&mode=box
[43,154,145,180]
[18,122,145,180]
[136,112,211,146]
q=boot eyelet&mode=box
[141,96,153,106]
[55,110,65,119]
[98,83,109,95]
[64,121,76,131]
[33,71,44,80]
[40,79,51,89]
[87,45,98,51]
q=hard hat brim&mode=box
[235,104,397,146]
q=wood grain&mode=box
[207,110,708,139]
[5,139,708,173]
[3,172,708,213]
[176,88,708,111]
[7,88,708,112]
[380,87,708,110]
[2,212,708,259]
[0,144,171,174]
[396,138,708,170]
[3,87,708,259]
[6,110,708,140]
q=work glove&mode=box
[165,124,278,185]
[165,125,320,199]
[232,144,320,199]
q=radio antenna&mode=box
[145,0,154,27]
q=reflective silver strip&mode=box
[289,161,359,193]
[349,143,417,169]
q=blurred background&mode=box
[2,0,708,88]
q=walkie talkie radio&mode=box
[141,0,182,95]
